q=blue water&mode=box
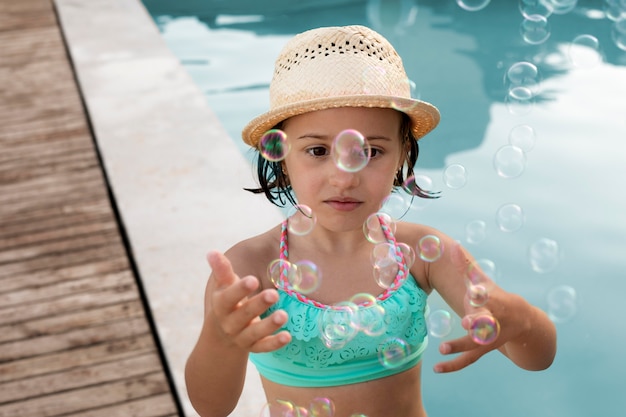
[143,1,626,416]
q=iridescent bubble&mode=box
[309,397,335,417]
[417,234,444,262]
[569,34,602,68]
[465,219,487,244]
[466,283,489,307]
[259,399,296,417]
[543,0,578,14]
[267,259,298,288]
[331,129,371,173]
[496,203,525,232]
[391,78,420,112]
[319,303,359,349]
[468,258,498,283]
[443,164,468,189]
[529,237,561,273]
[508,124,536,152]
[605,1,626,22]
[469,314,500,345]
[287,204,316,236]
[372,242,399,289]
[493,145,526,178]
[505,86,534,116]
[506,61,540,91]
[378,337,411,368]
[397,242,416,269]
[350,295,387,336]
[293,260,322,294]
[427,308,453,338]
[519,0,552,19]
[259,129,290,162]
[403,174,438,209]
[520,14,551,44]
[611,17,626,51]
[546,285,577,323]
[363,212,395,244]
[456,0,491,12]
[380,193,411,220]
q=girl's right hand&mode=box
[206,251,292,353]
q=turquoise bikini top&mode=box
[249,217,429,387]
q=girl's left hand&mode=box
[432,243,533,373]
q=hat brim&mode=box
[242,95,440,147]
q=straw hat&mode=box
[242,25,440,147]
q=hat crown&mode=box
[270,25,411,108]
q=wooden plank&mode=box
[0,333,157,383]
[0,372,175,417]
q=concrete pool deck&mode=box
[54,0,282,415]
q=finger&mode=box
[433,349,484,373]
[213,275,261,315]
[218,288,279,336]
[243,311,292,353]
[207,251,238,289]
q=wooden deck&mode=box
[0,0,183,415]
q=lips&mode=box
[324,197,362,212]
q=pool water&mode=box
[143,0,626,416]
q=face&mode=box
[281,107,405,232]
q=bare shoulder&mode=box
[223,224,282,289]
[395,221,455,294]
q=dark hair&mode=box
[244,112,439,207]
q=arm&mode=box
[425,239,557,373]
[185,250,291,417]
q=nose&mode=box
[328,163,360,189]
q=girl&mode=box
[185,25,556,417]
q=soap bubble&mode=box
[331,129,370,173]
[350,294,387,336]
[417,235,444,262]
[287,204,316,236]
[465,220,487,244]
[259,399,296,417]
[443,164,468,189]
[363,212,395,244]
[520,14,551,44]
[569,34,602,68]
[380,193,411,220]
[546,285,577,323]
[319,303,359,349]
[529,237,561,273]
[378,337,411,368]
[494,145,526,178]
[543,0,578,14]
[267,259,298,288]
[397,242,416,269]
[496,203,525,232]
[403,174,437,209]
[506,61,540,95]
[293,260,322,294]
[519,0,552,19]
[372,242,399,289]
[427,308,453,338]
[505,86,534,115]
[466,283,490,307]
[456,0,491,12]
[469,314,500,345]
[508,124,536,152]
[611,17,626,51]
[605,1,626,22]
[260,129,290,161]
[309,397,335,417]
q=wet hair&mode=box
[244,112,439,208]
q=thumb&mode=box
[207,250,238,289]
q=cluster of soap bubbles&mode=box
[260,397,337,417]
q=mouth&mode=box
[324,197,363,212]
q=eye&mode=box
[369,147,384,158]
[306,146,329,157]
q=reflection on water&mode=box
[143,0,626,416]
